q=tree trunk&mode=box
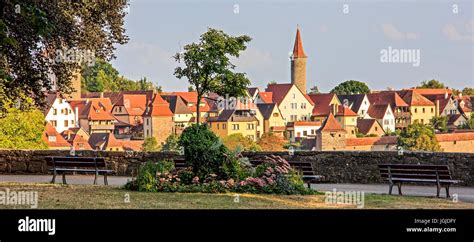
[196,93,201,124]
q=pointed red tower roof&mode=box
[292,26,307,58]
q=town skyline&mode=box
[112,0,473,93]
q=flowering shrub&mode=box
[124,154,314,195]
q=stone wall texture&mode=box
[0,150,473,186]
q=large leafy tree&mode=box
[82,59,156,92]
[141,137,159,152]
[257,133,287,151]
[222,133,261,152]
[430,116,448,132]
[0,1,129,107]
[330,80,370,95]
[398,123,441,152]
[462,87,474,96]
[173,28,252,123]
[0,104,47,150]
[418,79,445,89]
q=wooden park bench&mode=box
[46,156,114,185]
[378,164,460,198]
[289,161,324,188]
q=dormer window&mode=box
[48,135,56,142]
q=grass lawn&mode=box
[0,182,472,209]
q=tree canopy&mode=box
[398,123,441,152]
[418,79,445,89]
[330,80,370,95]
[0,1,129,107]
[142,137,159,152]
[174,28,252,123]
[82,59,156,92]
[222,133,261,152]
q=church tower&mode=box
[67,70,82,100]
[290,26,308,94]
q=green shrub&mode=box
[125,160,175,192]
[178,124,230,179]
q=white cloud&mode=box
[381,24,419,40]
[443,19,474,42]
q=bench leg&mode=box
[51,173,56,184]
[397,183,402,196]
[389,183,393,195]
[104,173,108,186]
[436,183,440,198]
[93,172,98,185]
[62,173,67,185]
[445,185,450,198]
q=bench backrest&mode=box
[46,156,106,168]
[289,161,315,176]
[378,164,453,180]
[173,158,186,170]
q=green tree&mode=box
[309,85,320,94]
[462,87,474,96]
[174,28,252,123]
[187,86,195,92]
[330,80,370,95]
[459,113,474,129]
[0,106,48,150]
[0,1,128,106]
[161,134,180,152]
[418,79,445,89]
[398,123,441,152]
[257,133,287,151]
[222,133,261,152]
[430,116,448,132]
[142,137,159,152]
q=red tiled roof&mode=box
[346,136,397,146]
[149,94,173,116]
[367,92,409,108]
[436,132,474,142]
[292,27,307,58]
[271,126,286,131]
[72,134,92,150]
[122,94,147,116]
[120,140,144,151]
[171,92,211,112]
[356,119,381,135]
[319,113,345,132]
[410,88,453,95]
[43,123,71,148]
[336,106,358,117]
[291,121,322,127]
[79,98,115,121]
[308,93,337,116]
[265,83,293,105]
[398,90,434,106]
[258,92,273,104]
[367,104,390,119]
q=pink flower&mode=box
[192,176,200,184]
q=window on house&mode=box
[414,108,417,113]
[453,141,457,145]
[291,103,297,109]
[48,135,56,142]
[146,130,150,136]
[216,123,219,129]
[301,103,306,109]
[311,129,315,134]
[303,131,307,136]
[273,113,279,117]
[292,94,296,99]
[51,120,57,127]
[71,120,75,125]
[422,108,425,113]
[431,108,434,113]
[421,119,424,124]
[297,132,301,137]
[79,143,84,149]
[351,130,355,134]
[375,127,378,131]
[64,120,68,127]
[247,123,254,130]
[59,99,63,104]
[232,124,239,130]
[290,115,297,121]
[53,109,57,115]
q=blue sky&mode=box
[111,0,474,92]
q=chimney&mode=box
[435,100,440,117]
[100,92,104,98]
[444,91,448,99]
[75,106,79,127]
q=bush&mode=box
[124,160,174,192]
[178,124,230,179]
[161,134,180,152]
[222,133,261,152]
[142,137,159,152]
